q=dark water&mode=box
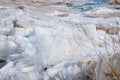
[73,0,110,11]
[0,59,7,69]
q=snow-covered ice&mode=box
[0,0,120,80]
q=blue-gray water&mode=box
[88,0,106,3]
[73,0,110,11]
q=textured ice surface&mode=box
[0,7,96,79]
[0,7,97,64]
[0,0,120,79]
